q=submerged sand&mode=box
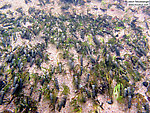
[0,0,150,113]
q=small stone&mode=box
[143,81,148,87]
[107,99,113,104]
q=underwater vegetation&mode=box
[0,0,150,112]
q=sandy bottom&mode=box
[0,0,150,113]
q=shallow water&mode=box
[0,0,150,113]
